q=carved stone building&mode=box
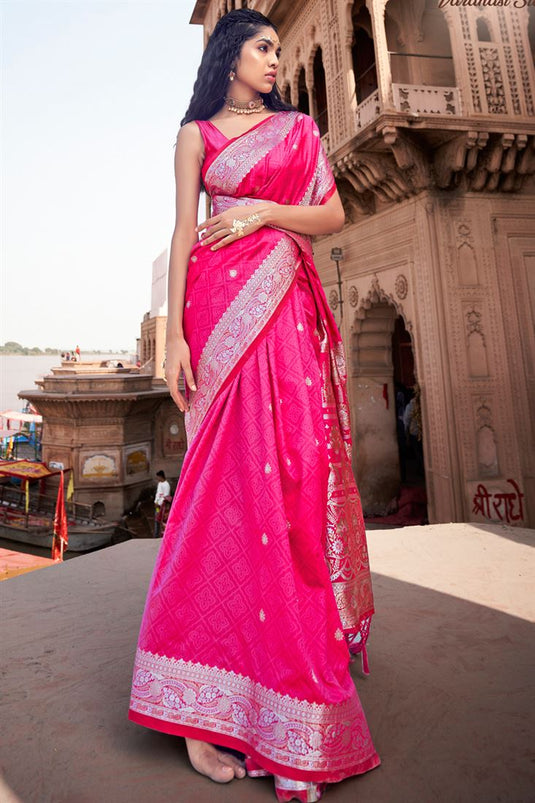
[191,0,535,528]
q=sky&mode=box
[1,0,204,351]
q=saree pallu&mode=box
[129,111,380,785]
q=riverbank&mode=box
[0,353,135,412]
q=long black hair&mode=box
[180,8,294,126]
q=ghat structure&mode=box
[191,0,535,528]
[19,248,188,521]
[20,365,186,521]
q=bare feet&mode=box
[185,737,246,783]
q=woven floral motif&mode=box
[131,649,378,777]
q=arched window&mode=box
[313,47,328,136]
[297,67,309,115]
[93,501,106,518]
[282,83,292,104]
[386,0,455,87]
[476,17,492,42]
[351,2,377,104]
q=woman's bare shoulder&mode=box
[175,121,204,161]
[176,121,203,144]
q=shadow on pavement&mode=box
[1,540,533,802]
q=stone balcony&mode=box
[356,84,462,132]
[329,81,535,213]
[356,90,382,132]
[391,83,461,116]
[1,522,533,802]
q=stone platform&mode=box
[0,548,55,581]
[1,523,533,802]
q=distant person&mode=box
[153,470,170,538]
[404,386,424,476]
[395,385,408,483]
[403,396,420,441]
[75,345,81,361]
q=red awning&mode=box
[0,460,61,481]
[0,429,21,439]
[0,410,43,424]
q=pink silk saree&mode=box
[129,111,380,786]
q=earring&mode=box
[229,70,235,81]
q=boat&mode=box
[0,460,118,552]
[0,408,42,460]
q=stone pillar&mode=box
[344,27,357,114]
[307,78,316,121]
[352,302,400,514]
[367,0,394,110]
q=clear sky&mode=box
[1,0,204,351]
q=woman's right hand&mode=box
[165,336,197,413]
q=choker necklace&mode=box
[225,95,265,115]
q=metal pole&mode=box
[336,260,343,322]
[330,247,344,326]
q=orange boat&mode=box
[0,460,117,552]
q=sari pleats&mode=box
[129,111,379,785]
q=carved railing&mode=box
[392,84,461,116]
[321,131,330,151]
[356,90,381,131]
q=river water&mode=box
[0,353,132,413]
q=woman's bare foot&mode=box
[185,738,246,783]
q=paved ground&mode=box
[0,548,55,581]
[1,523,534,803]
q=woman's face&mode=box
[233,25,281,95]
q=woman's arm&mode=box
[197,190,345,251]
[165,122,203,412]
[262,191,345,235]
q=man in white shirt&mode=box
[154,470,171,537]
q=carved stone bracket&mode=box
[471,134,528,192]
[434,131,487,189]
[380,125,431,192]
[434,131,534,192]
[335,150,415,205]
[331,126,534,215]
[334,171,375,218]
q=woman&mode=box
[129,9,380,802]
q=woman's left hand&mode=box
[196,205,266,251]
